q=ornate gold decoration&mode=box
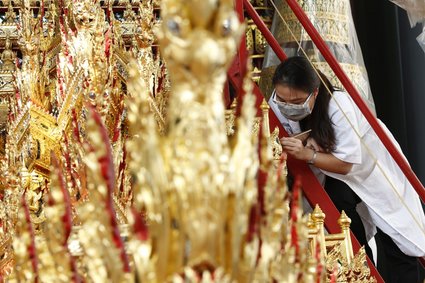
[1,34,16,72]
[5,3,17,24]
[131,0,169,133]
[123,2,137,22]
[308,205,378,282]
[0,0,378,282]
[225,98,237,136]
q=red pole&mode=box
[284,0,425,202]
[235,0,248,117]
[235,0,244,22]
[235,0,247,73]
[223,79,232,109]
[243,0,287,61]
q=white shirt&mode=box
[270,90,425,256]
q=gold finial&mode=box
[230,98,237,110]
[312,204,326,258]
[312,204,326,223]
[338,210,351,229]
[260,98,270,137]
[338,210,354,262]
[307,213,315,230]
[260,98,269,111]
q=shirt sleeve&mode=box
[329,92,362,164]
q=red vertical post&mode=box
[235,0,248,117]
[223,79,232,109]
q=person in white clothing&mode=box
[272,56,425,282]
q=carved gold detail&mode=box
[0,0,377,282]
[308,205,378,282]
[0,35,16,72]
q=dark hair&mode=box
[272,56,336,152]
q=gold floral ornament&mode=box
[130,0,169,134]
[69,0,111,118]
[126,0,265,280]
[0,148,21,279]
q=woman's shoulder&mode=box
[328,90,354,110]
[331,89,348,99]
[328,90,371,135]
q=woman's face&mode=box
[274,84,317,110]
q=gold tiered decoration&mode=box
[308,205,376,282]
[0,0,376,282]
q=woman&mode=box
[272,56,425,282]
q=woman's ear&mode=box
[313,88,319,99]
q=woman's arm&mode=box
[280,137,353,175]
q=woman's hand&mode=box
[280,136,353,175]
[280,137,314,161]
[305,137,323,152]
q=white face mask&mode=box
[272,90,313,121]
